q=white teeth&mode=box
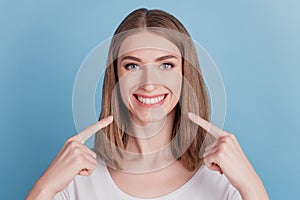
[136,95,165,105]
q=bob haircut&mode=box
[94,8,212,171]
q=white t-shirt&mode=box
[54,162,242,200]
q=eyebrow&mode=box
[120,55,178,63]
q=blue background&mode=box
[1,0,299,199]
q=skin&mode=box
[26,31,269,199]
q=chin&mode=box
[129,112,165,125]
[130,106,178,126]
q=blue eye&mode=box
[160,63,174,70]
[125,63,140,70]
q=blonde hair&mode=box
[94,8,211,171]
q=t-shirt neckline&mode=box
[101,162,204,200]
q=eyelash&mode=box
[125,63,140,70]
[160,63,174,70]
[124,63,175,71]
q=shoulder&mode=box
[54,162,110,200]
[189,165,242,200]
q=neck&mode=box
[126,109,176,154]
[119,109,178,173]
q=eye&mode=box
[159,63,174,70]
[125,63,141,71]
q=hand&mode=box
[26,116,113,200]
[188,112,269,200]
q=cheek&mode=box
[161,70,182,100]
[118,72,141,107]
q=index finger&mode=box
[188,112,226,138]
[77,115,113,143]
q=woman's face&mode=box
[117,31,182,125]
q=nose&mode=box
[141,83,155,92]
[140,64,157,92]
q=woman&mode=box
[27,8,269,199]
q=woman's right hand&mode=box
[26,116,113,200]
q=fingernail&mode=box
[188,112,195,119]
[91,151,97,158]
[107,115,113,121]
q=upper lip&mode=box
[133,93,167,98]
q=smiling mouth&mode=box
[133,94,167,105]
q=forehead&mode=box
[118,31,181,57]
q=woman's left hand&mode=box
[188,112,269,200]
